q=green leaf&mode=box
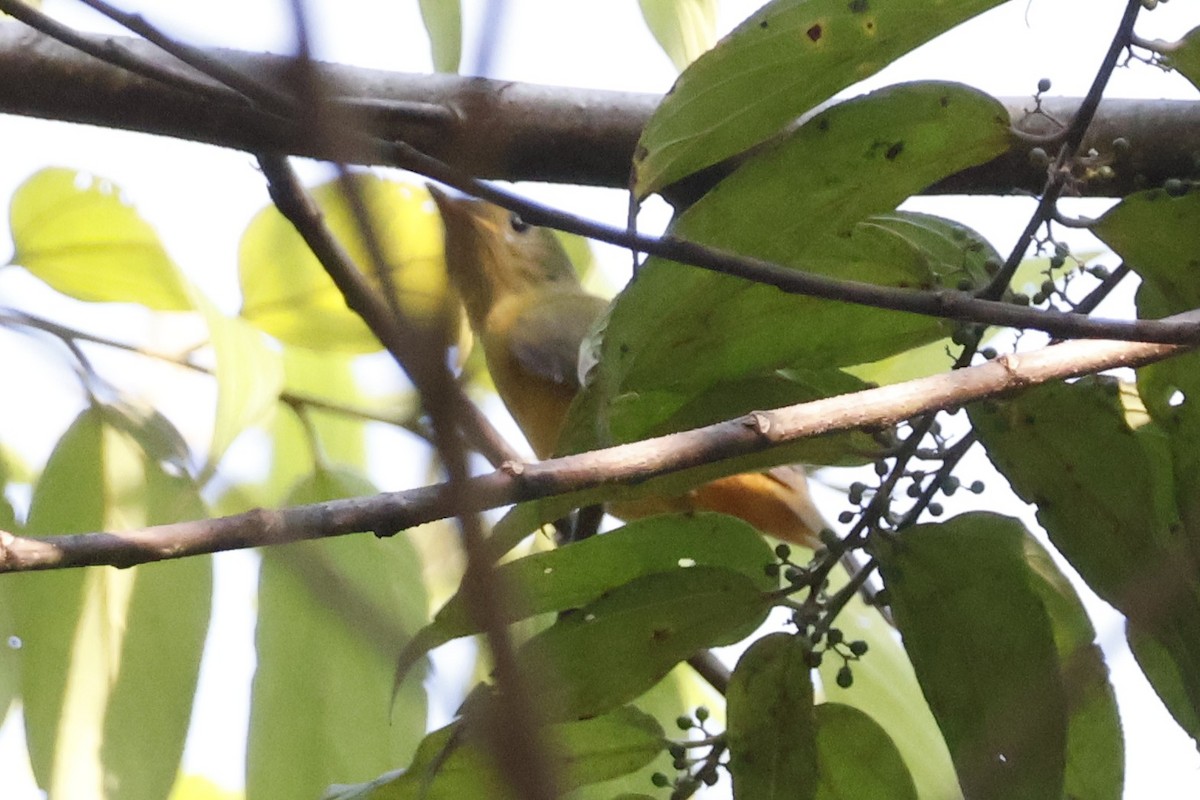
[875,513,1068,800]
[9,405,210,800]
[239,175,457,353]
[573,83,1010,452]
[0,458,20,726]
[638,0,717,71]
[247,466,428,800]
[726,632,818,800]
[515,566,771,721]
[1162,25,1200,92]
[196,294,285,471]
[818,566,958,799]
[8,167,194,309]
[970,377,1181,616]
[633,0,1008,196]
[974,375,1200,743]
[1021,537,1124,799]
[419,0,461,72]
[332,707,664,800]
[813,704,917,800]
[1093,187,1200,311]
[1127,614,1200,741]
[397,513,775,690]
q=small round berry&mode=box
[836,665,854,688]
[1037,77,1052,94]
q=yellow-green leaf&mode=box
[419,0,462,73]
[197,294,285,470]
[239,175,457,353]
[8,167,194,309]
[9,405,210,800]
[639,0,718,71]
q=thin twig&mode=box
[0,322,1192,573]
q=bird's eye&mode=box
[509,213,530,233]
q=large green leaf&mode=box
[638,0,717,71]
[633,0,1009,196]
[396,512,776,690]
[726,632,818,800]
[8,405,210,800]
[973,376,1200,743]
[813,704,917,800]
[329,706,665,800]
[970,377,1181,613]
[876,513,1068,800]
[571,82,1010,455]
[818,567,959,799]
[0,454,21,726]
[514,566,771,721]
[247,466,428,800]
[1021,537,1124,799]
[7,167,194,310]
[239,175,457,353]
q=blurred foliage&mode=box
[0,1,1197,799]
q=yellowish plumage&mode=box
[432,188,822,550]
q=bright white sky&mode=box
[1,1,1200,798]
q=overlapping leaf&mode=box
[328,706,664,800]
[876,513,1068,800]
[397,512,775,690]
[568,82,1010,456]
[514,565,771,721]
[726,632,818,800]
[239,175,457,353]
[818,567,959,799]
[248,467,428,800]
[7,405,210,800]
[634,0,1009,195]
[813,704,917,800]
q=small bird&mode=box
[430,187,824,550]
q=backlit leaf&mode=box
[8,167,194,310]
[9,405,210,800]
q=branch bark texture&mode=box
[1,24,1197,197]
[0,330,1189,573]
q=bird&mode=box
[430,187,825,550]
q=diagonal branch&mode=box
[1,321,1192,574]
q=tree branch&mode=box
[1,323,1192,573]
[1,23,1197,197]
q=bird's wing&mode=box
[507,292,609,390]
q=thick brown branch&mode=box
[1,23,1197,197]
[1,327,1191,573]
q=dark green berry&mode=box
[836,665,854,688]
[652,772,671,788]
[849,640,869,657]
[774,543,791,560]
[676,716,693,731]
